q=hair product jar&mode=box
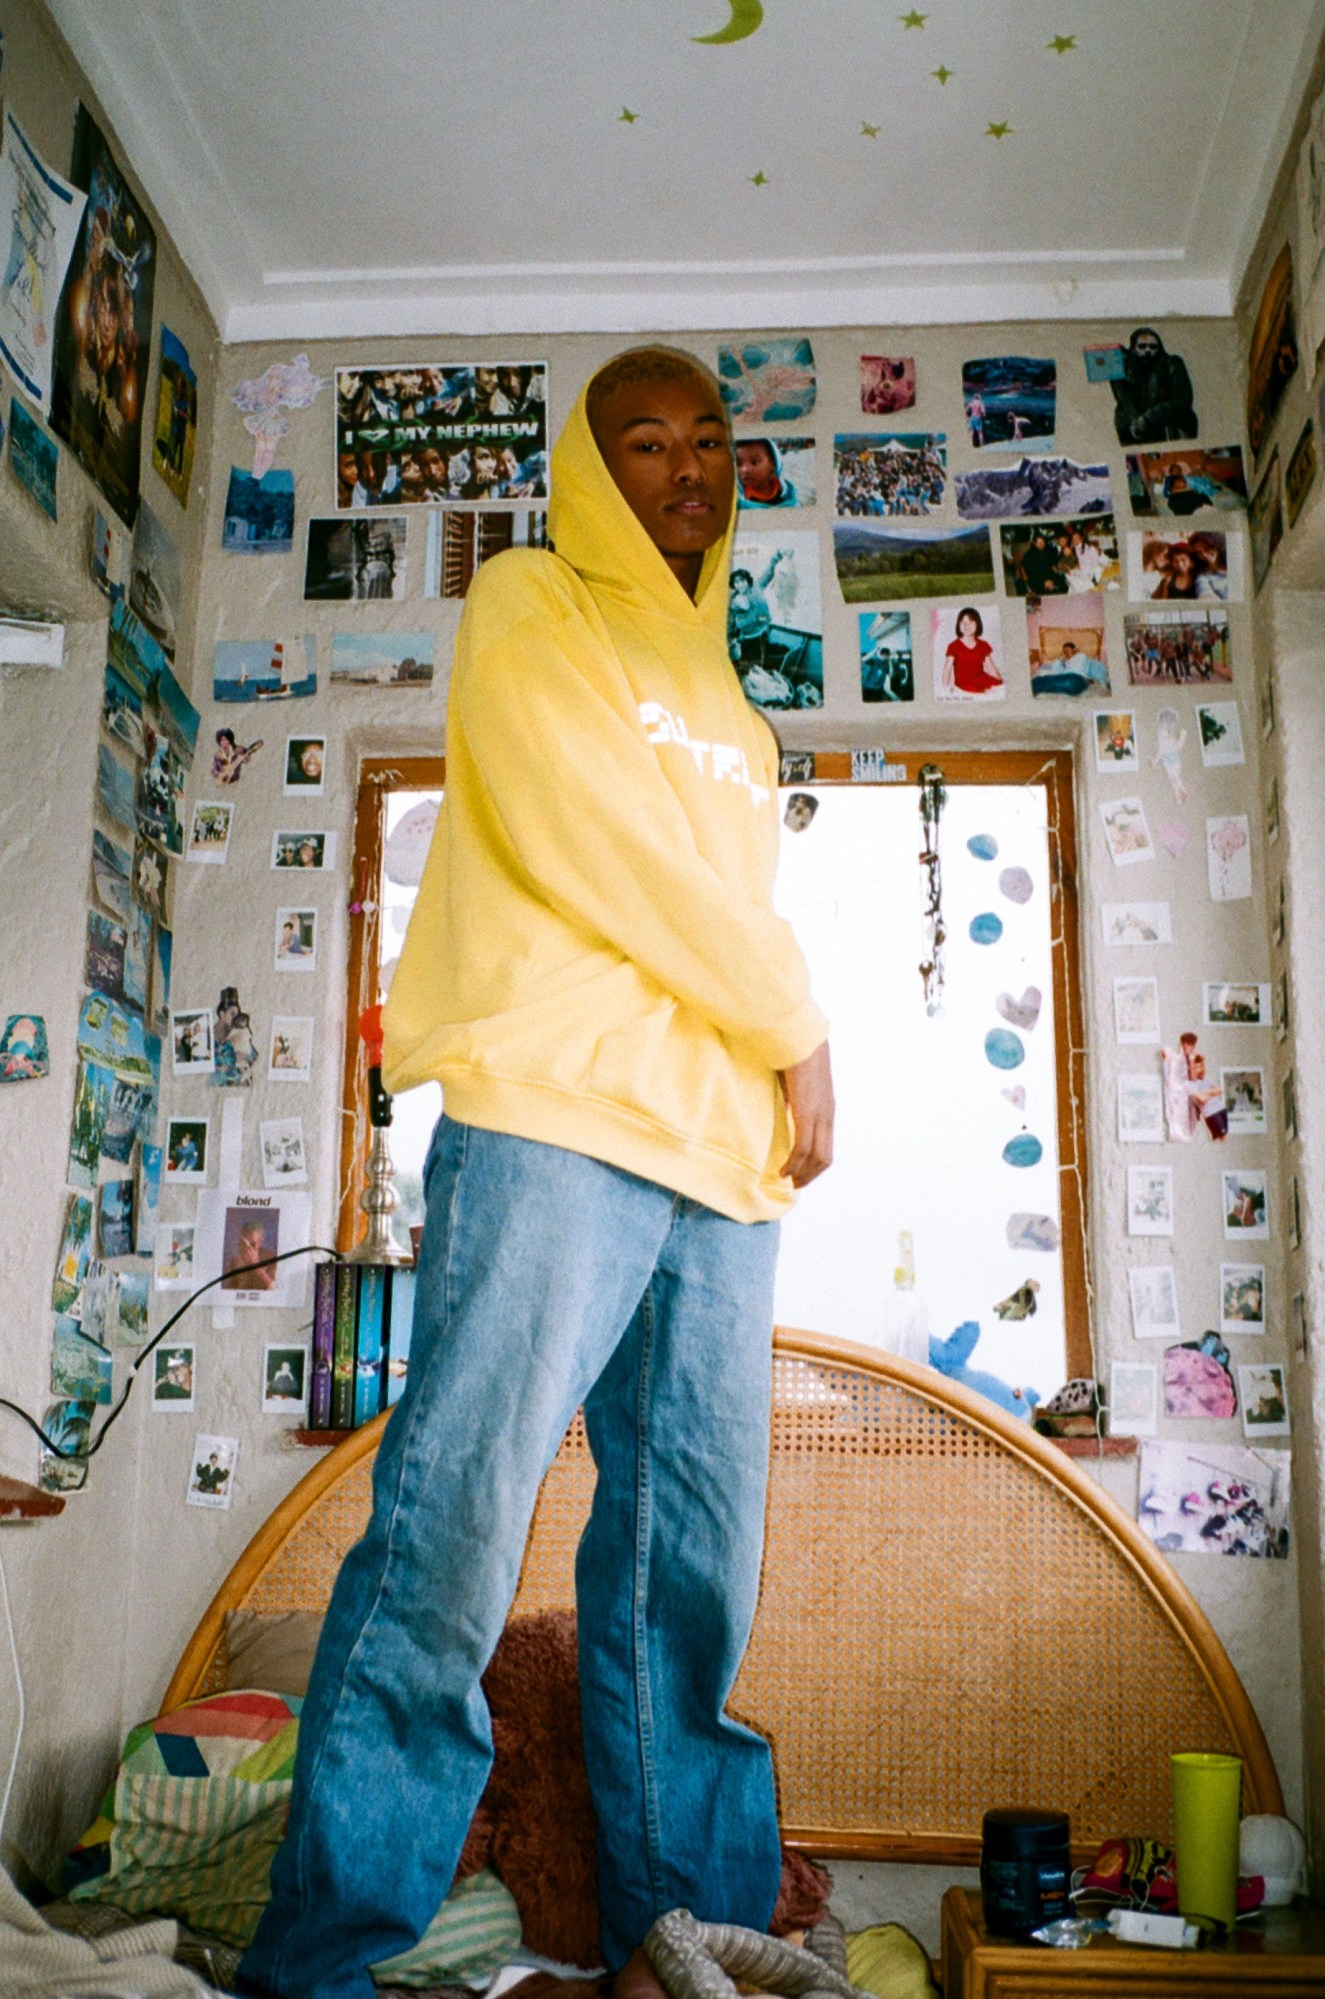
[980,1807,1072,1935]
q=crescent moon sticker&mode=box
[692,0,764,44]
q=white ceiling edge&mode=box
[1227,0,1325,306]
[225,273,1234,346]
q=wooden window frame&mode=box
[339,747,1089,1376]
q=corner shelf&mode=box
[0,1474,66,1518]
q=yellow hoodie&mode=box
[382,384,827,1223]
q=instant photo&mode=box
[272,830,335,871]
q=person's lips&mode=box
[667,495,714,514]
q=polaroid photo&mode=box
[151,1343,196,1412]
[269,1017,314,1083]
[1110,1362,1158,1439]
[272,830,336,872]
[171,1008,214,1075]
[1222,1168,1269,1240]
[1274,971,1291,1043]
[260,1117,308,1187]
[1222,1067,1267,1136]
[1093,710,1138,774]
[154,1222,195,1292]
[1099,796,1155,867]
[275,908,318,972]
[1202,982,1270,1027]
[1129,1263,1180,1340]
[1128,1166,1174,1237]
[1220,1263,1265,1336]
[164,1115,209,1185]
[187,801,234,865]
[187,1433,238,1510]
[284,736,326,797]
[1118,1073,1165,1143]
[1282,1068,1298,1141]
[1114,976,1161,1045]
[1239,1364,1290,1437]
[262,1343,309,1415]
[1206,816,1253,901]
[1195,703,1245,769]
[1101,902,1171,948]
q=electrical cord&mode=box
[0,1543,23,1844]
[0,1244,344,1463]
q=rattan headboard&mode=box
[161,1330,1282,1865]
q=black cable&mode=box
[0,1244,345,1463]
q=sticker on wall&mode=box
[330,629,434,689]
[1099,796,1155,867]
[233,352,325,479]
[1284,420,1317,528]
[1223,1168,1269,1241]
[214,636,317,705]
[187,1433,238,1510]
[1128,1264,1179,1340]
[1206,815,1252,902]
[269,1016,314,1083]
[1127,528,1244,603]
[1248,452,1284,592]
[306,517,407,602]
[1156,819,1189,858]
[969,912,1003,946]
[1107,329,1198,446]
[955,457,1110,522]
[150,1342,195,1410]
[984,1028,1024,1070]
[154,1222,195,1293]
[1027,592,1109,696]
[860,355,915,415]
[834,433,945,517]
[1002,1085,1025,1109]
[210,728,264,786]
[1094,712,1138,773]
[1164,1337,1236,1420]
[736,435,815,510]
[0,1012,48,1082]
[1114,976,1160,1045]
[728,530,822,710]
[1240,1364,1289,1438]
[1246,245,1298,463]
[962,356,1056,451]
[335,362,546,503]
[1001,1133,1043,1168]
[1195,702,1244,768]
[1125,445,1247,516]
[38,1400,92,1494]
[782,792,817,833]
[1006,1213,1059,1253]
[152,326,198,507]
[996,987,1041,1031]
[1000,517,1119,595]
[998,867,1032,904]
[833,520,994,603]
[222,467,296,555]
[10,396,57,520]
[1109,1362,1157,1439]
[717,338,815,424]
[1127,1165,1174,1237]
[1117,1073,1165,1143]
[858,610,914,702]
[1100,901,1171,947]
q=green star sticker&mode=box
[931,63,953,83]
[860,120,881,138]
[985,120,1013,138]
[899,9,927,27]
[618,107,639,122]
[1047,34,1077,52]
[750,169,769,186]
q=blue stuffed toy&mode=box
[928,1319,1040,1421]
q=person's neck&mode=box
[664,551,703,600]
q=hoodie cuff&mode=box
[745,1000,830,1074]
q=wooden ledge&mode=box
[0,1474,66,1517]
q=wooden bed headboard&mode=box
[161,1330,1283,1866]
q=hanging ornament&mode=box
[918,762,947,1016]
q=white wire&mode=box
[0,1540,24,1846]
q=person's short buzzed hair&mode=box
[585,345,729,446]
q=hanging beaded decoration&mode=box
[918,762,947,1016]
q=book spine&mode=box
[331,1264,359,1429]
[384,1268,416,1408]
[309,1262,337,1428]
[353,1265,386,1428]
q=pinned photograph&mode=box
[735,436,814,509]
[832,520,994,603]
[1000,517,1118,596]
[956,457,1109,521]
[51,1317,112,1407]
[122,906,150,1017]
[151,926,173,1036]
[91,831,133,924]
[1206,815,1252,902]
[727,531,822,710]
[1223,1168,1269,1240]
[1128,1264,1179,1340]
[131,836,170,921]
[275,908,318,971]
[1114,976,1160,1045]
[306,516,407,600]
[152,326,197,506]
[329,630,434,689]
[284,735,325,796]
[1248,452,1284,592]
[1239,1364,1289,1437]
[1125,445,1247,517]
[1221,1263,1265,1335]
[136,1143,161,1254]
[962,356,1056,450]
[129,501,181,658]
[1099,797,1155,867]
[335,362,548,503]
[1128,1165,1174,1237]
[222,466,296,554]
[1195,702,1244,768]
[717,338,815,424]
[262,1344,309,1414]
[1164,1335,1236,1420]
[0,1012,50,1083]
[1284,419,1317,528]
[165,1115,209,1185]
[98,1176,135,1259]
[273,830,335,871]
[118,1268,149,1346]
[932,602,1004,702]
[858,611,914,702]
[151,1343,195,1411]
[1138,1439,1289,1557]
[834,434,945,517]
[1027,594,1109,697]
[97,743,138,831]
[1222,1067,1266,1136]
[859,355,915,415]
[1108,329,1198,446]
[213,635,317,704]
[154,1222,195,1292]
[1246,244,1298,462]
[1203,982,1270,1026]
[1128,529,1243,603]
[10,396,58,520]
[1094,713,1139,773]
[187,1433,238,1510]
[38,1401,92,1495]
[1109,1362,1157,1439]
[85,909,127,1002]
[187,801,234,864]
[423,507,547,597]
[103,663,144,755]
[52,1193,94,1316]
[90,507,129,597]
[782,792,819,833]
[154,659,199,765]
[1117,1072,1165,1143]
[137,729,184,857]
[780,752,816,786]
[171,1008,214,1075]
[260,1116,308,1187]
[269,1016,314,1082]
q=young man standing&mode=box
[239,347,832,1999]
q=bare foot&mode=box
[614,1946,669,1999]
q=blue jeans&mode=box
[239,1119,782,1999]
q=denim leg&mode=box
[576,1200,782,1969]
[239,1120,675,1999]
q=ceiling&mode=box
[44,0,1325,343]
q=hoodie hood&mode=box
[547,383,735,638]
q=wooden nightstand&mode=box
[941,1885,1325,1995]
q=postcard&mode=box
[103,662,144,757]
[1114,976,1160,1045]
[1203,982,1271,1026]
[51,1316,112,1407]
[1027,593,1109,697]
[834,433,945,517]
[1117,1073,1165,1143]
[858,610,914,702]
[154,1222,195,1293]
[98,1176,134,1259]
[129,500,181,658]
[53,1193,94,1315]
[329,630,434,688]
[1128,528,1245,603]
[1125,445,1247,516]
[269,1016,314,1083]
[717,339,815,424]
[136,1143,162,1256]
[152,326,197,506]
[38,1400,92,1495]
[832,520,994,603]
[1109,1362,1157,1439]
[860,355,915,415]
[151,1342,195,1410]
[736,436,815,510]
[335,362,548,503]
[85,910,126,1004]
[1000,516,1119,595]
[1207,816,1252,901]
[1128,1264,1180,1340]
[213,635,317,705]
[1221,1263,1265,1335]
[962,355,1055,451]
[120,1271,150,1352]
[101,1076,152,1166]
[1100,797,1155,867]
[187,1433,238,1510]
[9,396,58,520]
[222,466,295,554]
[956,456,1110,521]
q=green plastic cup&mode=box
[1170,1751,1242,1928]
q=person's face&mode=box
[337,451,358,491]
[300,744,323,780]
[474,367,498,398]
[298,842,316,866]
[399,452,425,496]
[1061,642,1077,657]
[1171,550,1194,581]
[736,441,777,491]
[590,371,735,593]
[419,447,448,489]
[472,445,499,481]
[358,452,384,492]
[498,367,522,398]
[958,612,979,639]
[1133,335,1161,360]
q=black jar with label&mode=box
[980,1807,1072,1935]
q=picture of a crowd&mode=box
[1124,614,1233,685]
[834,434,945,517]
[1000,515,1120,595]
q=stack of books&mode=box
[309,1262,417,1430]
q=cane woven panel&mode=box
[165,1336,1281,1863]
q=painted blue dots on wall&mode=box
[967,833,998,861]
[985,1028,1025,1069]
[1002,1134,1044,1168]
[999,866,1033,904]
[970,912,1004,945]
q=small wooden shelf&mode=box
[291,1429,350,1448]
[0,1474,66,1518]
[1047,1435,1138,1458]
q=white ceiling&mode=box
[45,0,1325,343]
